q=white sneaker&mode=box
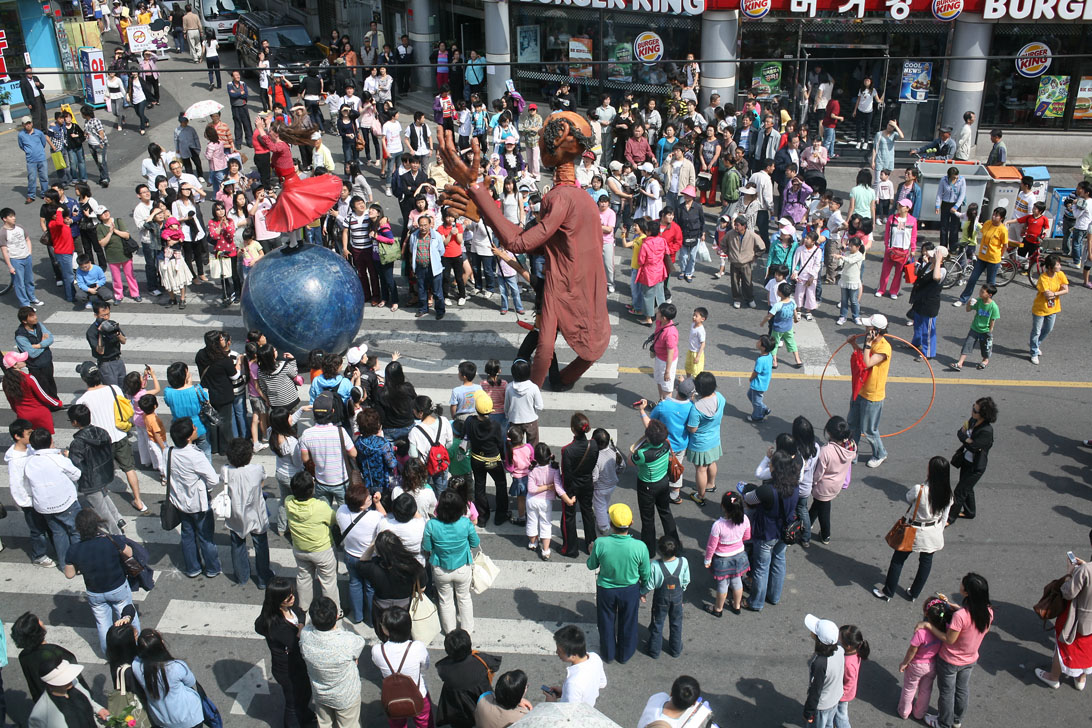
[874,291,883,297]
[33,555,56,567]
[952,299,965,306]
[84,302,93,310]
[1031,355,1040,365]
[854,317,863,325]
[733,301,741,309]
[482,291,494,299]
[152,289,163,296]
[607,285,615,293]
[457,297,466,306]
[867,456,887,468]
[253,441,268,453]
[889,294,899,300]
[836,317,846,325]
[747,301,757,309]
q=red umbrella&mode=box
[264,174,344,233]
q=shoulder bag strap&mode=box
[380,644,396,673]
[415,423,436,448]
[115,665,129,695]
[396,641,411,674]
[907,486,924,522]
[338,427,356,479]
[338,510,367,543]
[164,447,174,503]
[111,385,125,420]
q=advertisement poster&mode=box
[516,25,540,65]
[899,61,932,103]
[568,37,593,79]
[607,42,632,83]
[78,46,106,107]
[127,23,170,55]
[1074,77,1092,120]
[751,62,781,96]
[1034,75,1070,118]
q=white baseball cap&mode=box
[638,162,654,173]
[346,344,368,365]
[863,314,888,330]
[804,614,839,646]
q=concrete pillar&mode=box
[484,0,512,103]
[700,10,739,107]
[941,14,991,137]
[409,0,438,89]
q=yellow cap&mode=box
[474,390,494,415]
[608,503,633,529]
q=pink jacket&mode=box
[505,443,534,478]
[703,516,751,563]
[884,213,918,257]
[811,440,856,501]
[637,234,668,286]
[526,463,565,499]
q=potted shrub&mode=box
[0,89,11,125]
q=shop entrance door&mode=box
[801,45,890,141]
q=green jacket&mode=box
[286,496,335,552]
[720,165,743,204]
[587,533,650,589]
[631,442,670,483]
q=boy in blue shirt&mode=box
[449,360,483,422]
[747,335,774,423]
[74,254,114,309]
[760,282,803,368]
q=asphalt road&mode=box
[0,41,1090,728]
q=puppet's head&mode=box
[539,111,593,169]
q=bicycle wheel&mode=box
[0,268,12,296]
[997,258,1018,287]
[1027,260,1042,286]
[941,258,968,289]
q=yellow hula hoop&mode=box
[818,333,936,438]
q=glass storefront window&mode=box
[511,7,700,108]
[0,1,29,78]
[981,24,1089,131]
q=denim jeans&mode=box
[957,259,999,303]
[747,388,769,420]
[602,242,615,288]
[911,313,937,358]
[69,146,88,182]
[1029,313,1056,356]
[378,261,399,305]
[11,256,36,306]
[822,125,836,156]
[813,706,837,728]
[344,552,375,625]
[647,589,683,658]
[230,395,247,439]
[936,658,975,728]
[88,145,110,184]
[302,225,322,246]
[27,159,49,199]
[678,244,696,278]
[833,701,851,728]
[1066,226,1088,267]
[43,501,82,570]
[415,264,445,314]
[23,508,50,561]
[230,530,273,587]
[749,537,787,609]
[209,168,225,194]
[796,495,812,544]
[141,242,161,292]
[847,396,886,460]
[839,287,860,320]
[87,580,140,654]
[882,548,934,599]
[179,510,222,577]
[596,583,640,663]
[630,269,644,310]
[468,252,495,292]
[194,434,213,463]
[499,274,523,312]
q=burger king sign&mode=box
[1015,42,1052,79]
[740,0,772,19]
[931,0,963,20]
[633,31,664,65]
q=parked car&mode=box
[197,0,253,46]
[235,11,327,85]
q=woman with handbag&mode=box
[907,242,947,360]
[61,510,142,655]
[630,420,679,559]
[1035,529,1092,690]
[132,629,207,728]
[947,397,997,526]
[423,489,479,634]
[877,198,918,298]
[254,578,318,728]
[872,456,952,601]
[162,362,213,462]
[741,450,800,612]
[360,531,425,638]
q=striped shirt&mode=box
[84,117,107,147]
[299,425,354,485]
[346,212,372,250]
[258,359,300,408]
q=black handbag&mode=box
[160,448,182,531]
[108,534,145,578]
[197,387,222,428]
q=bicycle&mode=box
[1001,247,1043,286]
[941,245,973,290]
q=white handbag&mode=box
[471,549,500,595]
[210,490,231,520]
[409,581,441,645]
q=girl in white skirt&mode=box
[525,443,575,560]
[122,367,162,470]
[159,216,189,308]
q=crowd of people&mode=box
[5,8,1092,728]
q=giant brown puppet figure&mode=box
[439,112,610,389]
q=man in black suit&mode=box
[19,67,48,132]
[398,156,427,225]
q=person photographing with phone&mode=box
[845,314,891,469]
[1035,531,1092,691]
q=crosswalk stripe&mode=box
[0,562,151,601]
[43,309,620,328]
[155,599,598,655]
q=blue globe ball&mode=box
[240,244,365,359]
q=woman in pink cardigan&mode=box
[636,218,669,325]
[808,416,857,545]
[876,198,918,298]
